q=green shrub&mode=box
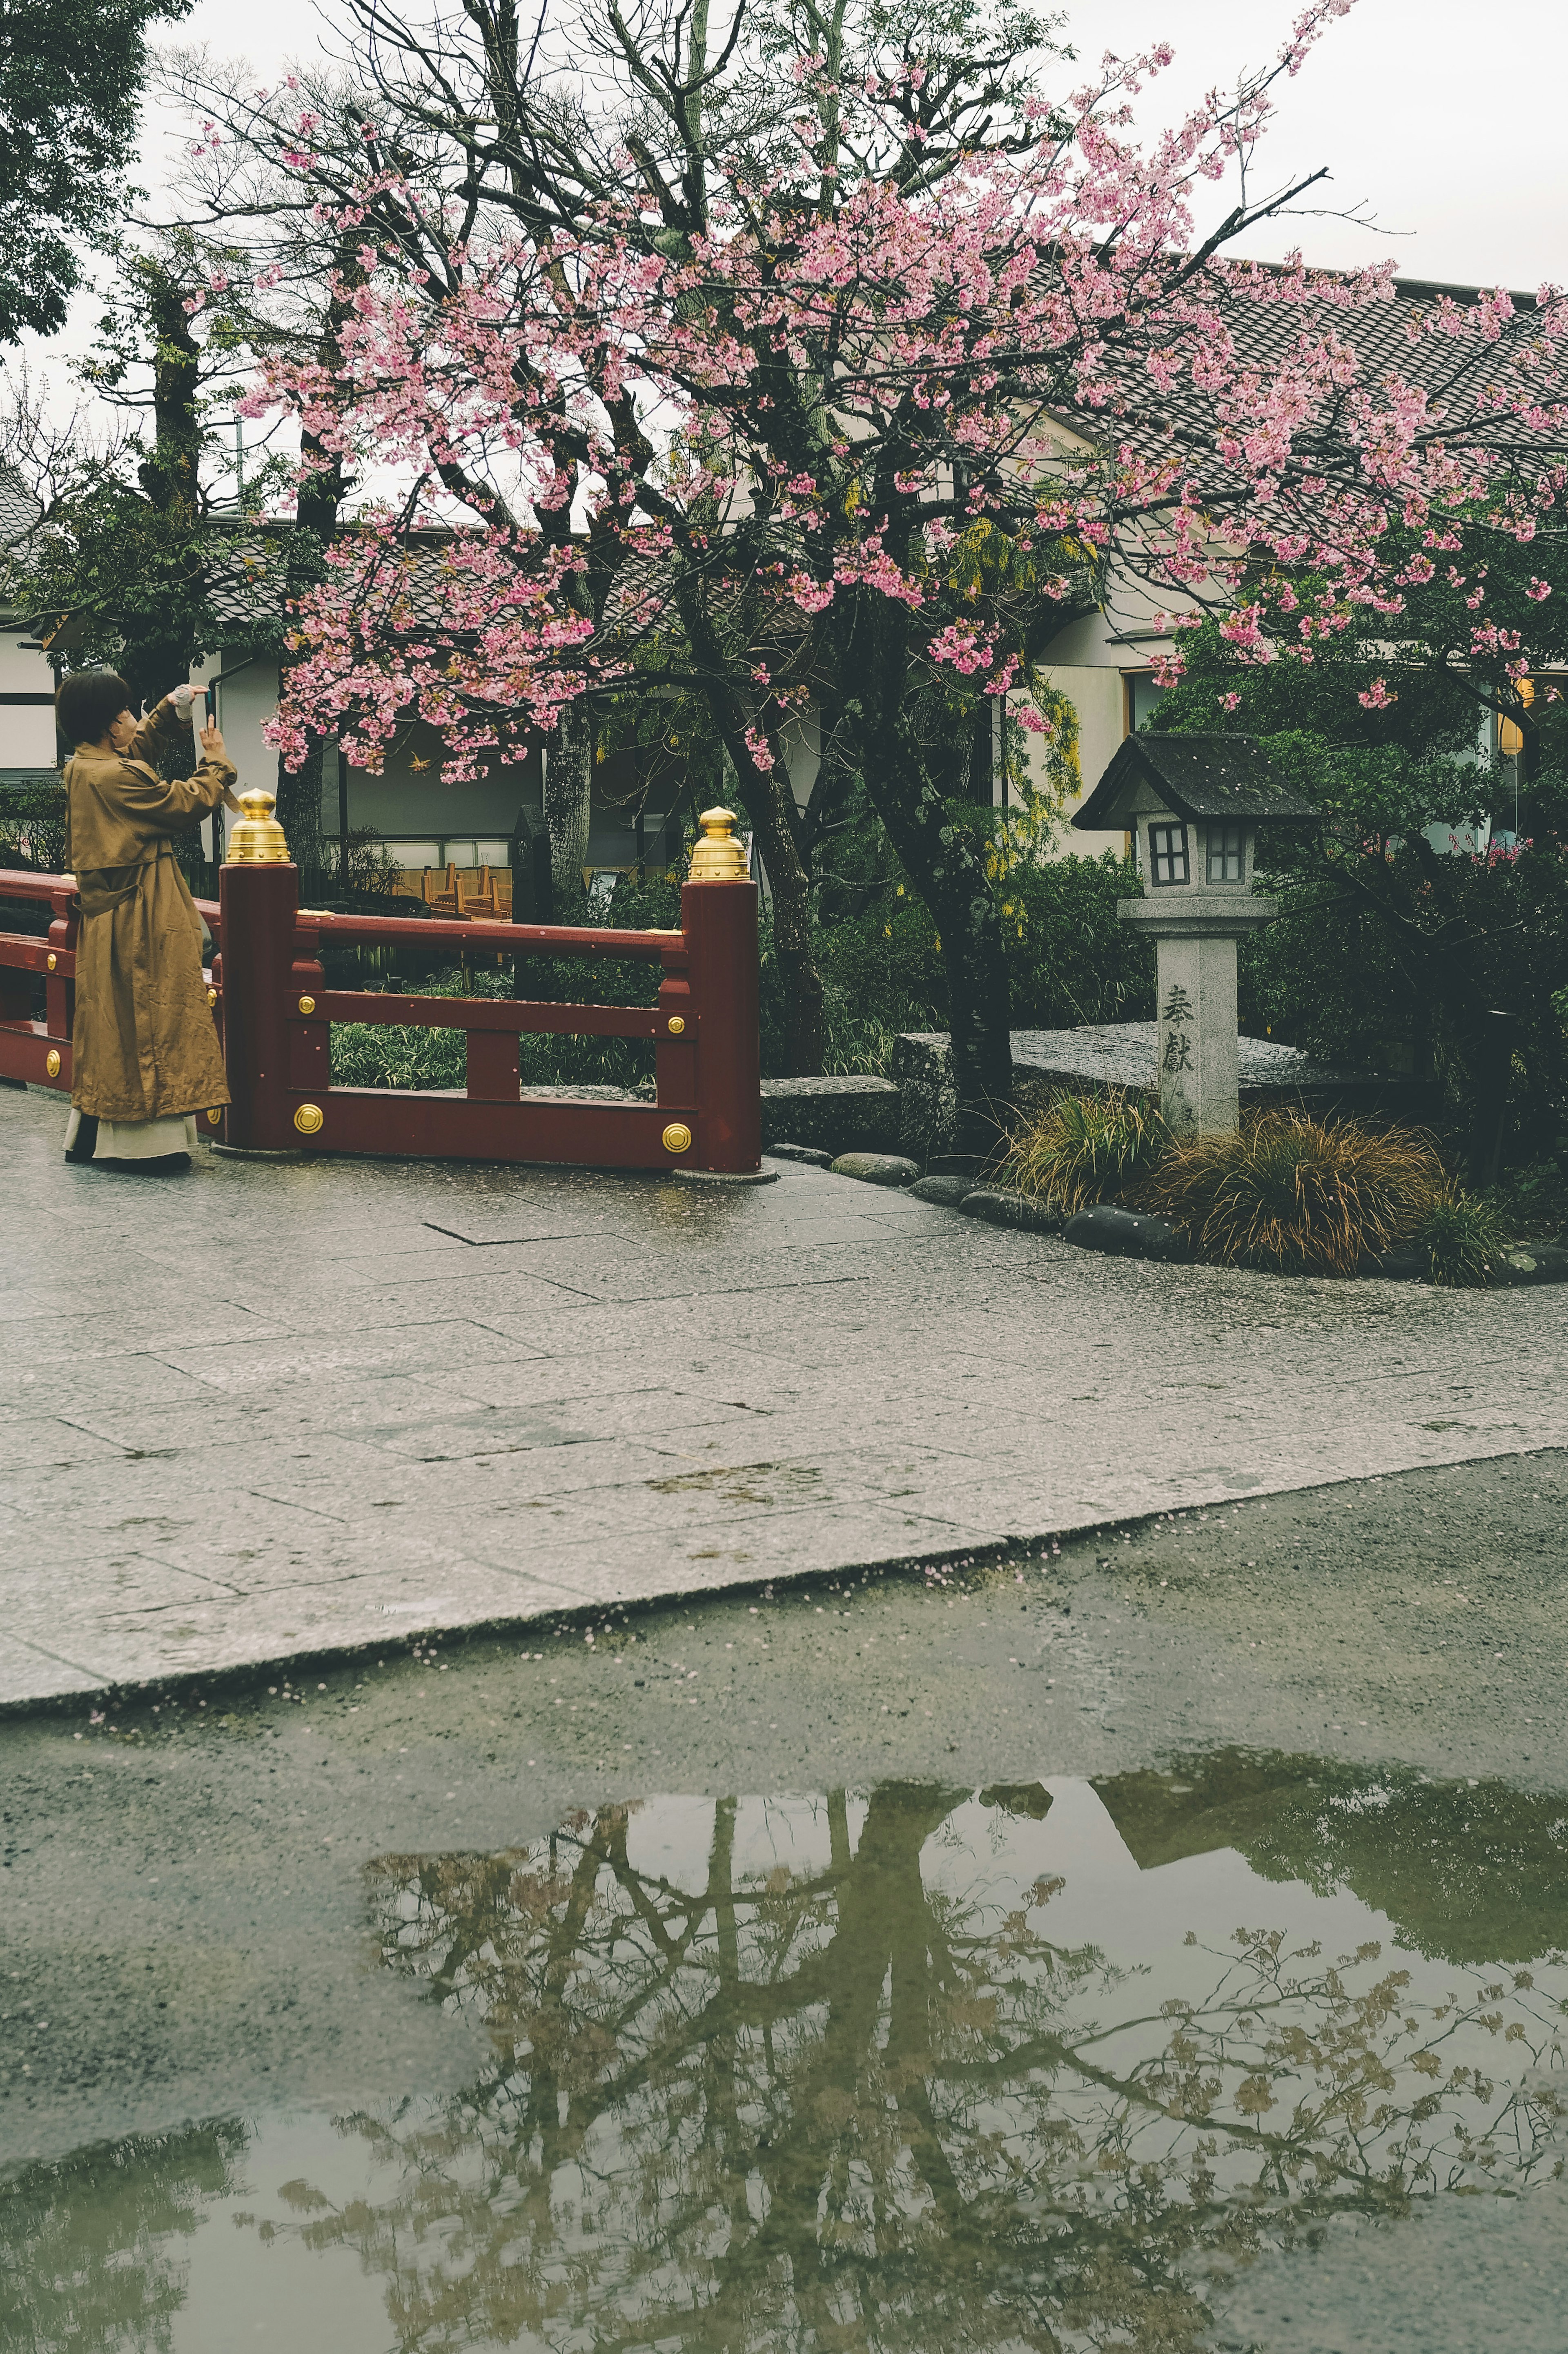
[1001,1089,1170,1214]
[807,850,1156,1046]
[1420,1190,1508,1288]
[1003,851,1155,1029]
[0,778,67,873]
[328,940,666,1094]
[1138,1112,1446,1276]
[331,1020,466,1091]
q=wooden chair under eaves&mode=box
[422,862,462,917]
[458,865,501,919]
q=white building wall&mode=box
[1025,610,1166,862]
[189,650,534,867]
[0,630,60,766]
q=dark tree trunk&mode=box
[125,265,204,723]
[276,252,359,882]
[275,728,330,881]
[544,696,593,895]
[846,602,1013,1153]
[675,579,826,1073]
[730,759,826,1075]
[276,435,345,884]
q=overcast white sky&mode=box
[157,0,1568,292]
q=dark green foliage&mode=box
[0,777,67,873]
[1154,648,1568,1161]
[780,850,1153,1078]
[0,0,192,344]
[1481,1149,1568,1245]
[1004,851,1154,1028]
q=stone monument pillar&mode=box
[1126,900,1274,1138]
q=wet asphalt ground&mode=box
[3,1447,1566,2351]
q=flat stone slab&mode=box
[3,1079,1567,1711]
[1009,1024,1425,1105]
[893,1027,1437,1157]
[760,1076,900,1157]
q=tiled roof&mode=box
[1096,271,1555,486]
[1073,733,1319,828]
[0,469,42,551]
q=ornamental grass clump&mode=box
[1138,1112,1447,1277]
[1419,1189,1508,1288]
[1001,1089,1170,1215]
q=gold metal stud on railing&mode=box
[294,1103,324,1134]
[224,790,290,864]
[687,807,748,882]
[46,952,55,971]
[662,1121,693,1154]
[298,995,316,1015]
[667,1015,686,1035]
[45,1049,60,1077]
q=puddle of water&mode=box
[3,1753,1565,2353]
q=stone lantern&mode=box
[1071,735,1318,1136]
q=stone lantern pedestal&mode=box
[1070,734,1320,1138]
[1117,894,1278,1136]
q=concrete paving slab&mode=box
[3,1080,1567,1705]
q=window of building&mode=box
[1148,822,1188,885]
[1125,672,1167,734]
[1207,822,1245,883]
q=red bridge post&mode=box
[219,815,300,1151]
[682,814,761,1172]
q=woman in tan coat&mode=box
[58,670,241,1173]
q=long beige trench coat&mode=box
[64,697,238,1122]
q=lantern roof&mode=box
[1071,733,1320,832]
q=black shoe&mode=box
[65,1114,100,1163]
[93,1151,192,1174]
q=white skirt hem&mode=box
[65,1109,199,1160]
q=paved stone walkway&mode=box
[3,1081,1565,1706]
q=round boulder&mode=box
[1063,1204,1191,1262]
[831,1151,921,1187]
[911,1174,977,1207]
[957,1187,1064,1234]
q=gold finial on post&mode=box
[687,806,748,882]
[224,791,291,865]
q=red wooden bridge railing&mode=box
[0,872,79,1090]
[0,804,762,1174]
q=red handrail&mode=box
[0,869,80,1089]
[2,856,760,1170]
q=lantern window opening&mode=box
[1207,822,1245,884]
[1149,821,1189,886]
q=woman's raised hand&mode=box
[200,717,227,761]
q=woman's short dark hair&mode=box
[56,670,135,748]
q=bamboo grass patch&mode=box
[1137,1111,1448,1277]
[1420,1188,1508,1288]
[1000,1088,1171,1216]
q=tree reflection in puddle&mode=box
[321,1765,1568,2350]
[3,1755,1565,2354]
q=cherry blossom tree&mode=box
[231,0,1568,1127]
